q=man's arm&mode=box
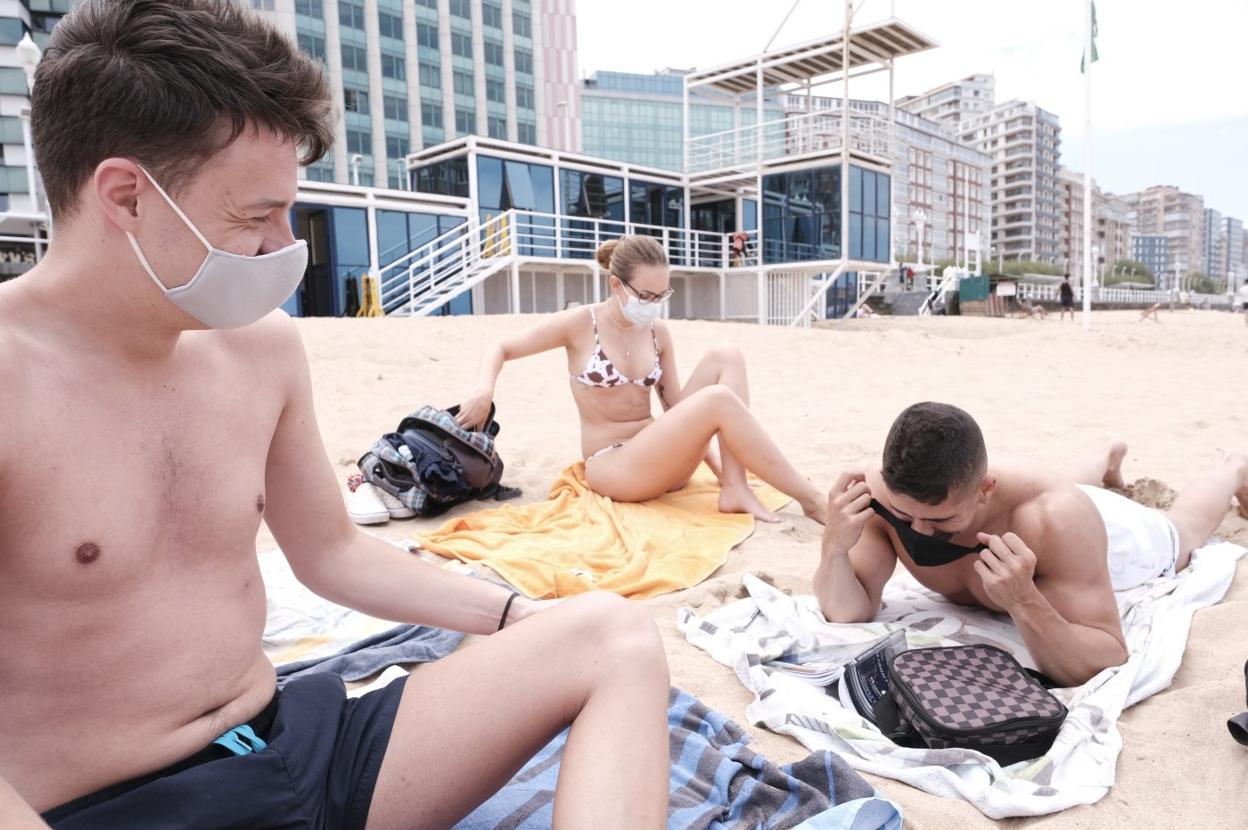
[0,774,48,830]
[974,527,1127,687]
[260,316,541,634]
[814,472,897,623]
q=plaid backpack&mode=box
[358,404,507,517]
[877,644,1068,765]
[1230,660,1248,746]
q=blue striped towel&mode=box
[454,688,903,830]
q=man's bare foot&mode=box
[1228,451,1248,519]
[718,483,781,523]
[798,490,828,525]
[1103,441,1128,490]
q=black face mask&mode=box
[869,499,985,567]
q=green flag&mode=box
[1080,1,1100,72]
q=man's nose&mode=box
[258,215,297,255]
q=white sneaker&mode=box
[347,483,390,525]
[375,486,416,519]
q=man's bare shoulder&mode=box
[212,310,308,379]
[1012,484,1107,576]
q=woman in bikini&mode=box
[455,234,826,524]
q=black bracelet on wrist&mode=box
[498,591,521,631]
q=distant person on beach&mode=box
[0,2,670,828]
[814,402,1248,686]
[1139,303,1163,323]
[1059,274,1075,321]
[457,234,828,525]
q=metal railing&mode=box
[686,110,892,173]
[376,209,765,316]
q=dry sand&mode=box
[267,308,1248,828]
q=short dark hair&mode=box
[32,0,335,219]
[882,402,987,504]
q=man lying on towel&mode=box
[0,2,669,828]
[815,401,1247,687]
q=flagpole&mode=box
[1082,0,1093,330]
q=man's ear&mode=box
[978,473,997,504]
[93,158,147,234]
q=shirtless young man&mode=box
[0,2,669,828]
[815,402,1247,687]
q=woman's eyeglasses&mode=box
[620,278,674,304]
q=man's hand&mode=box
[501,596,564,628]
[822,471,873,557]
[973,532,1042,611]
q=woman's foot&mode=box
[718,482,781,523]
[1103,441,1128,490]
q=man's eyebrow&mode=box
[241,198,292,210]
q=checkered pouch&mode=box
[886,644,1068,765]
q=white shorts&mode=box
[1077,485,1181,591]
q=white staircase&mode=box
[378,211,519,317]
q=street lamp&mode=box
[911,207,927,268]
[15,33,46,257]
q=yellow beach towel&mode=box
[418,463,791,599]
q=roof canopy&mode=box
[684,19,937,96]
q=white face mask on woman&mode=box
[617,293,664,326]
[125,165,307,329]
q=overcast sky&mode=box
[576,0,1248,220]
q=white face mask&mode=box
[125,166,307,329]
[617,293,664,326]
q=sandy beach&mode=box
[264,308,1248,828]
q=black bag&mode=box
[877,644,1068,766]
[358,404,512,517]
[1229,660,1248,746]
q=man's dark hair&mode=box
[882,402,987,505]
[32,0,334,219]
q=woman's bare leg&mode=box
[674,345,779,521]
[1070,440,1128,489]
[587,385,826,523]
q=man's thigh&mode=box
[364,592,650,830]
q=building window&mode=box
[416,0,436,7]
[343,87,369,115]
[346,129,372,155]
[451,31,473,58]
[417,22,438,49]
[453,70,474,96]
[515,84,534,110]
[455,109,475,136]
[340,44,368,73]
[761,166,842,264]
[382,53,406,80]
[517,121,536,145]
[484,40,504,66]
[414,156,470,198]
[297,33,326,62]
[486,79,506,103]
[386,135,410,160]
[512,10,531,37]
[449,0,470,17]
[384,94,408,122]
[848,166,891,262]
[482,1,502,28]
[514,49,533,75]
[378,11,403,39]
[488,116,508,139]
[418,62,441,89]
[250,0,275,10]
[421,101,443,128]
[294,0,322,17]
[338,0,365,29]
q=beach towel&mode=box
[678,541,1245,818]
[455,688,904,830]
[260,553,464,679]
[418,463,791,599]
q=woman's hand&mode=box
[455,387,494,429]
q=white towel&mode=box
[678,541,1244,819]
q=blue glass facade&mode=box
[476,156,555,256]
[762,164,890,264]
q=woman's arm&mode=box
[456,308,579,427]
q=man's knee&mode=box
[566,592,668,683]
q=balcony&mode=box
[685,109,891,175]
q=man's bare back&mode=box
[0,283,293,810]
